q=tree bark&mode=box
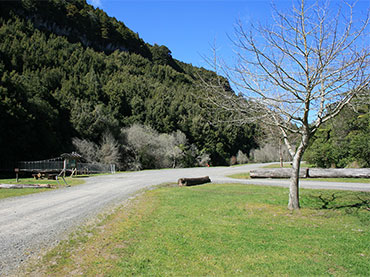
[250,168,370,178]
[279,139,284,168]
[308,168,370,178]
[288,154,301,210]
[287,131,310,210]
[250,168,308,178]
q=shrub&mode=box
[197,152,211,167]
[72,137,99,163]
[236,150,248,164]
[121,124,192,169]
[250,143,291,163]
[72,131,121,167]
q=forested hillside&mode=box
[304,94,370,168]
[0,0,257,169]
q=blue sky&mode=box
[87,0,370,69]
[86,0,274,68]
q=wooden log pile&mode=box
[178,176,211,186]
[250,168,370,179]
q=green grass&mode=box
[228,172,251,179]
[0,188,52,199]
[0,177,85,200]
[26,184,370,276]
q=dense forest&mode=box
[0,0,257,170]
[0,0,368,171]
[304,94,370,168]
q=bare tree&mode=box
[158,130,188,168]
[121,124,160,169]
[99,132,120,166]
[72,137,99,163]
[203,0,370,209]
[72,132,121,167]
[121,124,190,169]
[236,150,249,164]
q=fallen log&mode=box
[308,168,370,178]
[0,184,52,189]
[250,168,308,179]
[249,168,370,178]
[178,176,211,186]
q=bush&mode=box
[99,132,120,165]
[72,137,99,163]
[197,152,211,167]
[250,143,291,163]
[121,124,194,169]
[72,131,121,167]
[236,150,249,164]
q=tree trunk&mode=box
[288,154,301,210]
[279,139,284,168]
[287,131,310,210]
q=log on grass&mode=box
[308,168,370,178]
[0,184,52,189]
[250,168,309,179]
[178,176,211,186]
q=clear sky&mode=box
[85,0,275,68]
[86,0,370,70]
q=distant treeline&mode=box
[0,0,257,168]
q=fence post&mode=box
[15,168,19,182]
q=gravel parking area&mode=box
[1,164,368,275]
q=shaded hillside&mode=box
[0,0,257,167]
[304,94,370,168]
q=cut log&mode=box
[308,168,370,178]
[249,168,370,178]
[178,176,211,186]
[250,168,309,178]
[0,184,52,189]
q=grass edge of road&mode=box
[0,177,87,200]
[21,183,370,276]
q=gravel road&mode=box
[1,164,369,275]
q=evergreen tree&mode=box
[0,0,258,168]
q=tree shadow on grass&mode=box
[306,191,370,213]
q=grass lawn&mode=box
[228,172,251,179]
[27,183,370,276]
[0,177,85,200]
